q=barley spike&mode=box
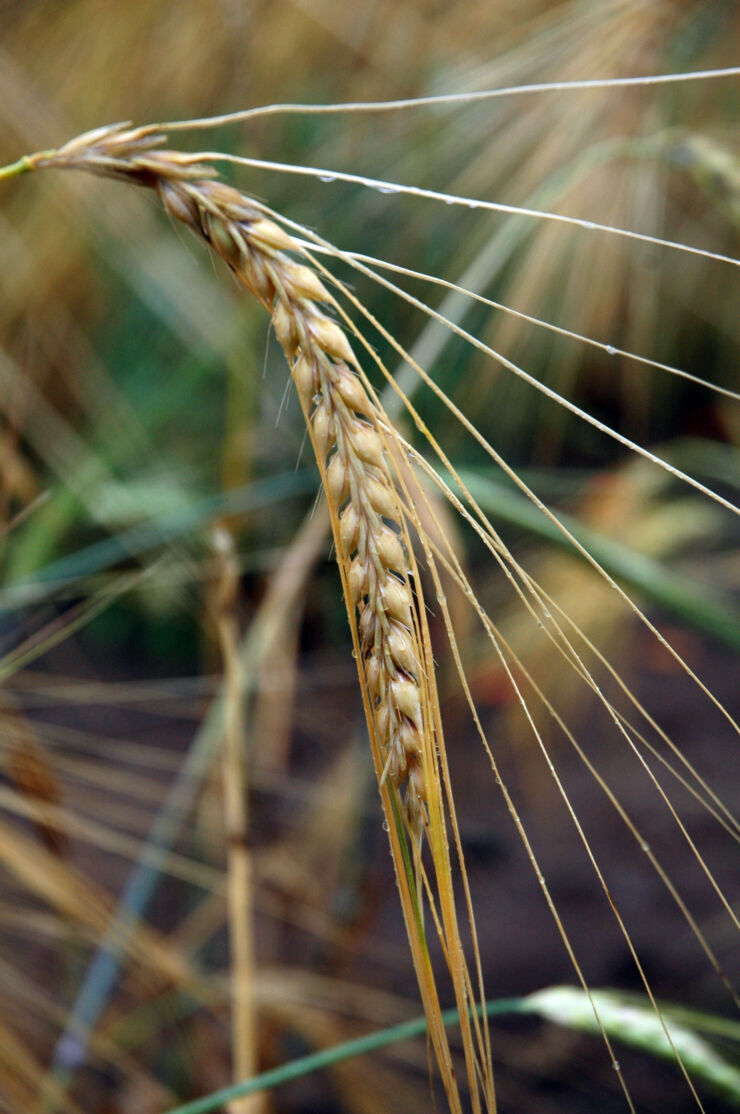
[37,125,430,834]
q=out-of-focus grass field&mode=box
[0,2,738,1112]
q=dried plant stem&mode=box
[211,527,261,1114]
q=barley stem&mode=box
[0,155,35,181]
[212,528,262,1114]
[0,150,58,181]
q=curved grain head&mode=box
[3,96,739,1112]
[25,123,496,1113]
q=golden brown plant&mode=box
[18,121,494,1113]
[2,75,738,1110]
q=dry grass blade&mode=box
[0,814,207,997]
[209,526,262,1114]
[0,1013,84,1114]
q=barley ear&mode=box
[6,127,497,1112]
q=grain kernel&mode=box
[386,625,417,674]
[284,261,330,304]
[335,366,371,414]
[311,403,333,457]
[159,181,199,227]
[381,578,411,622]
[348,558,368,606]
[292,355,316,401]
[326,452,349,503]
[359,605,377,650]
[364,475,397,518]
[391,677,422,725]
[398,720,422,759]
[339,504,360,552]
[309,317,355,364]
[249,218,295,252]
[273,301,299,355]
[374,703,391,744]
[206,214,244,265]
[240,253,273,301]
[351,422,385,467]
[408,762,427,801]
[364,654,383,698]
[389,744,409,782]
[375,524,405,573]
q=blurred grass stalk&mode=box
[210,526,261,1114]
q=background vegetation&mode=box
[0,1,738,1111]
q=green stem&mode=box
[0,155,35,182]
[163,997,527,1114]
[0,149,56,181]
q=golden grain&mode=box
[40,125,432,834]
